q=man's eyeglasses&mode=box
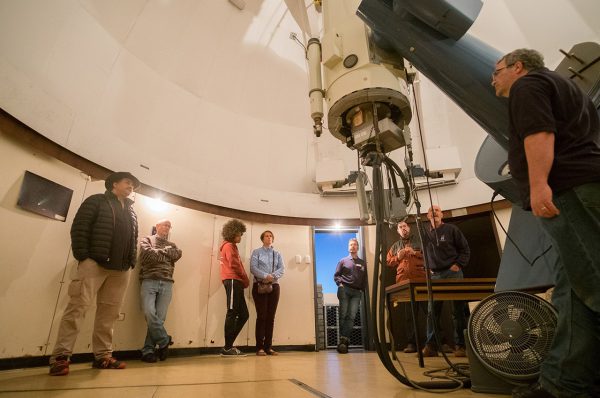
[491,63,514,79]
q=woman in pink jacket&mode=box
[219,219,250,357]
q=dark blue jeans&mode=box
[425,269,469,349]
[337,285,362,340]
[537,182,600,397]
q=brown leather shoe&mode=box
[403,343,417,353]
[420,344,439,357]
[256,349,267,356]
[454,346,467,357]
[266,349,279,356]
[49,356,70,376]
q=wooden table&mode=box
[385,278,497,367]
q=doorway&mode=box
[312,227,368,350]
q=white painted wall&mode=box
[0,1,598,219]
[0,136,318,358]
[0,0,598,358]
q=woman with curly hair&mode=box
[219,219,250,357]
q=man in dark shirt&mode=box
[334,238,367,354]
[49,172,139,376]
[138,219,182,363]
[421,206,470,358]
[493,48,600,398]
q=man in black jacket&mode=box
[421,206,470,358]
[49,171,140,376]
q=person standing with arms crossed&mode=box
[386,221,427,353]
[138,219,182,363]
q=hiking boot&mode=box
[454,346,467,357]
[157,336,172,361]
[403,343,417,353]
[141,352,157,363]
[420,344,439,357]
[49,356,70,376]
[220,347,247,357]
[92,357,126,369]
[336,342,348,354]
[337,336,349,354]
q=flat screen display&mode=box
[17,171,74,222]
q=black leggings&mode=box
[223,279,249,349]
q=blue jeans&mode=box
[425,269,469,348]
[337,285,362,340]
[140,279,173,355]
[537,182,600,397]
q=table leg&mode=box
[410,285,424,368]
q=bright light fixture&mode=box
[146,197,168,212]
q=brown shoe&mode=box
[441,343,454,353]
[49,356,70,376]
[454,346,467,357]
[420,345,439,357]
[266,349,279,356]
[256,349,267,356]
[92,357,126,369]
[403,344,417,353]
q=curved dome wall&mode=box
[1,0,598,218]
[0,0,360,218]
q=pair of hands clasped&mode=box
[397,245,420,258]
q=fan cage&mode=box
[468,291,557,381]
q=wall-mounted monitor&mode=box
[17,171,74,222]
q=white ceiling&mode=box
[0,0,598,218]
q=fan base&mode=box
[466,331,529,394]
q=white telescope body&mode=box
[308,0,412,154]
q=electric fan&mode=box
[466,291,557,394]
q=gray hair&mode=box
[500,48,545,71]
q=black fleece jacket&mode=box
[70,191,138,270]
